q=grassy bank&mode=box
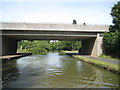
[99,54,120,61]
[62,51,120,74]
[17,49,47,55]
[17,49,31,53]
[61,50,78,53]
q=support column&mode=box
[81,33,103,56]
[0,35,2,56]
[0,32,2,90]
[2,36,17,55]
[97,33,103,56]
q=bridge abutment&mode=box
[1,36,17,55]
[81,33,103,56]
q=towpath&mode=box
[66,53,119,65]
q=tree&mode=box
[83,22,86,25]
[72,19,77,24]
[110,1,120,32]
[17,40,81,54]
[58,41,81,51]
[103,1,120,58]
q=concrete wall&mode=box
[0,35,1,90]
[96,33,103,56]
[0,36,2,56]
[2,36,17,55]
[81,33,103,56]
[81,38,96,55]
[1,22,109,32]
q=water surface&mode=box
[2,51,119,88]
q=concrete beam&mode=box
[2,30,97,40]
[0,22,109,32]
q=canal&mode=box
[2,51,119,88]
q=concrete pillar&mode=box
[81,33,103,56]
[1,36,17,55]
[0,35,2,90]
[0,35,2,56]
[97,33,103,56]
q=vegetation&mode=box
[17,49,31,53]
[62,51,120,74]
[72,19,77,24]
[72,55,120,74]
[17,40,81,54]
[99,54,120,61]
[61,50,78,53]
[103,1,120,58]
[17,40,49,54]
[58,41,81,51]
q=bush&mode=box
[28,48,47,55]
[103,31,119,58]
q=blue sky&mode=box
[0,0,119,25]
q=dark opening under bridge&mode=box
[0,22,109,56]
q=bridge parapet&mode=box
[0,22,109,32]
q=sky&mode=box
[0,0,119,25]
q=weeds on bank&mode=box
[73,55,120,73]
[99,54,120,61]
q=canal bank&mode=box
[0,53,32,61]
[62,51,120,75]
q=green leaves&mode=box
[103,32,118,56]
[58,41,81,51]
[110,1,120,32]
[17,40,81,55]
[72,19,77,24]
[103,1,120,58]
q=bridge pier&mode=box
[1,36,17,55]
[81,33,103,56]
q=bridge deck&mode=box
[0,22,109,32]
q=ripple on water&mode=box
[2,51,119,88]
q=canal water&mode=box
[2,51,119,88]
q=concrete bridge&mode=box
[0,22,109,56]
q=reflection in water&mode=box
[2,60,19,88]
[2,51,119,88]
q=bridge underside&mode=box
[2,30,97,40]
[1,30,103,56]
